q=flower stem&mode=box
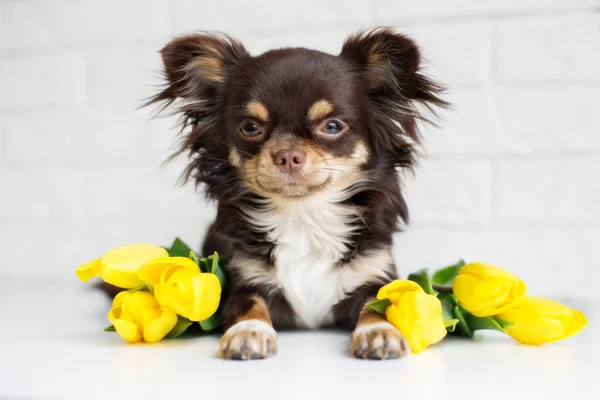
[432,283,453,294]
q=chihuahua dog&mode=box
[148,28,446,360]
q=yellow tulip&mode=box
[138,257,221,322]
[377,280,447,354]
[108,291,177,343]
[497,295,588,345]
[76,244,169,289]
[452,262,526,317]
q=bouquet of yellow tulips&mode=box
[76,238,226,343]
[368,261,588,354]
[77,240,588,352]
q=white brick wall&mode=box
[0,54,85,107]
[1,0,599,297]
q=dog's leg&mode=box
[219,292,278,360]
[334,281,410,360]
[350,299,410,359]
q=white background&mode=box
[1,0,599,297]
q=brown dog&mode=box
[148,28,446,360]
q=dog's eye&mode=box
[241,122,263,138]
[319,119,346,136]
[326,121,342,134]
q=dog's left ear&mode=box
[148,33,249,109]
[340,28,447,167]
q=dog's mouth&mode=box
[253,172,332,197]
[235,141,369,198]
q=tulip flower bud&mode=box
[377,280,447,354]
[497,296,588,345]
[139,257,221,322]
[108,291,177,343]
[452,262,526,317]
[76,244,169,289]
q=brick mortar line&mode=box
[0,219,598,231]
[2,7,597,59]
[372,6,600,26]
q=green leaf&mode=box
[408,268,435,295]
[199,312,222,332]
[494,317,514,329]
[453,305,473,337]
[188,251,200,265]
[166,237,193,257]
[443,319,459,332]
[438,294,456,321]
[210,252,220,274]
[199,257,211,273]
[214,266,227,289]
[432,259,466,285]
[166,316,193,339]
[210,253,227,289]
[464,314,508,334]
[127,282,152,294]
[367,298,392,315]
[104,325,116,332]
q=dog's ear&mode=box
[149,33,249,108]
[340,28,447,168]
[340,27,442,104]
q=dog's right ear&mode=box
[148,33,250,108]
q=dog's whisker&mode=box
[209,138,253,157]
[204,156,235,163]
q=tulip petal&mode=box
[112,291,130,308]
[505,317,565,345]
[139,257,200,284]
[112,318,143,343]
[498,296,588,345]
[453,270,526,317]
[100,267,142,289]
[386,303,422,354]
[413,291,443,318]
[128,291,160,309]
[102,244,169,273]
[411,316,447,351]
[189,273,221,322]
[75,259,99,282]
[154,283,177,315]
[144,309,178,343]
[560,310,588,341]
[377,280,423,300]
[108,307,121,324]
[459,262,521,281]
[138,261,170,285]
[518,296,573,318]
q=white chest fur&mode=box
[245,193,391,329]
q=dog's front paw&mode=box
[219,319,278,360]
[351,321,410,360]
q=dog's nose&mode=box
[272,149,306,173]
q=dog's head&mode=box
[150,28,445,204]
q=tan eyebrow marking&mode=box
[307,99,334,122]
[246,100,269,122]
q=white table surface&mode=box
[0,276,597,400]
